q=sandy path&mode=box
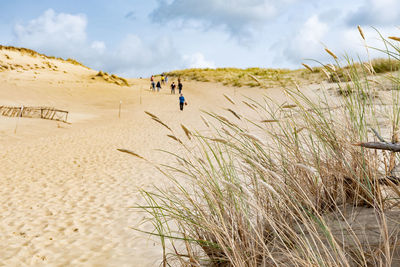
[0,72,288,266]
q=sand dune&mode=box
[0,47,296,266]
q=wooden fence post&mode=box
[119,100,122,118]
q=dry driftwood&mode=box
[354,142,400,152]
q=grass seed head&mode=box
[389,36,400,42]
[181,124,192,140]
[200,115,210,128]
[302,63,314,72]
[357,25,365,40]
[223,94,236,105]
[325,48,338,60]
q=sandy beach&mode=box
[0,47,290,266]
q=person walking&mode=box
[178,81,183,94]
[156,81,161,92]
[165,76,168,84]
[150,75,155,91]
[170,82,176,94]
[179,94,186,111]
[161,75,165,85]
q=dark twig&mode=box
[353,142,400,152]
[370,128,388,143]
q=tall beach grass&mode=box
[135,31,400,266]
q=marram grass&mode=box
[131,33,400,266]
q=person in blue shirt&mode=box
[179,94,186,111]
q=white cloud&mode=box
[347,0,400,26]
[282,15,329,63]
[183,53,215,69]
[107,34,181,76]
[11,9,184,77]
[91,41,106,54]
[151,0,297,39]
[276,10,400,69]
[14,9,88,56]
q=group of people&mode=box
[150,75,187,111]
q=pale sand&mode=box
[0,48,295,266]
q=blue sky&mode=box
[0,0,399,77]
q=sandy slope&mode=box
[0,47,297,266]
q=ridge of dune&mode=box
[0,45,129,87]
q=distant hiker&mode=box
[156,81,161,92]
[171,82,176,94]
[161,75,165,85]
[178,81,183,94]
[179,94,186,111]
[151,80,155,91]
[165,76,168,84]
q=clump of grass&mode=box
[371,58,400,73]
[132,33,400,266]
[95,71,130,86]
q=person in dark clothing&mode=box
[156,81,161,92]
[151,81,155,91]
[179,94,186,111]
[170,82,176,94]
[178,82,183,94]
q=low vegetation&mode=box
[94,71,130,86]
[165,67,321,88]
[165,58,400,89]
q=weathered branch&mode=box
[353,142,400,152]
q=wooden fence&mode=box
[0,106,69,123]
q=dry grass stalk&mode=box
[117,148,145,159]
[261,119,279,123]
[281,104,297,109]
[210,138,229,144]
[226,108,241,120]
[167,134,183,144]
[325,48,338,60]
[388,36,400,42]
[302,63,313,72]
[321,68,331,79]
[241,132,264,144]
[324,64,336,72]
[358,25,365,40]
[200,115,210,128]
[248,74,262,86]
[223,94,236,105]
[144,111,159,120]
[152,117,172,132]
[181,124,192,140]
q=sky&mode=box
[0,0,399,77]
